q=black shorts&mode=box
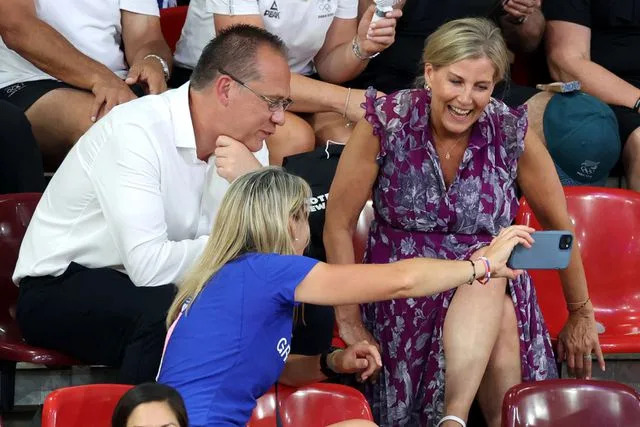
[168,64,193,88]
[0,79,75,111]
[0,78,147,111]
[608,105,640,146]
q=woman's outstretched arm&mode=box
[300,226,532,306]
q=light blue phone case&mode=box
[507,231,573,270]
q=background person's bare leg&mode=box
[623,128,640,191]
[308,111,354,146]
[25,87,95,169]
[266,111,315,165]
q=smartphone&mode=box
[507,231,573,270]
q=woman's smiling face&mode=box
[424,56,497,138]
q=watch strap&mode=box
[320,347,342,378]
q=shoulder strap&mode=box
[275,382,284,427]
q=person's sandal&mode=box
[436,415,466,427]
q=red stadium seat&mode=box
[248,383,373,426]
[0,193,81,411]
[331,200,374,349]
[501,379,640,427]
[160,6,188,53]
[515,186,640,353]
[41,384,133,427]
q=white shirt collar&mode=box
[167,82,197,151]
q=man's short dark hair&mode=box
[190,25,287,90]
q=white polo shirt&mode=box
[174,0,358,74]
[13,83,269,287]
[0,0,159,88]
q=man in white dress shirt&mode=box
[12,25,291,384]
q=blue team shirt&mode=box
[157,252,319,426]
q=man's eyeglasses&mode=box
[219,68,293,112]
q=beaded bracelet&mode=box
[477,256,491,285]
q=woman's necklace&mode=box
[442,138,464,160]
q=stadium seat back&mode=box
[248,383,373,426]
[42,384,133,427]
[0,193,42,349]
[516,186,640,353]
[0,193,80,411]
[0,193,40,310]
[502,379,640,427]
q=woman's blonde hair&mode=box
[167,166,311,327]
[417,17,509,86]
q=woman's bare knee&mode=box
[266,112,315,165]
[622,129,640,190]
[308,111,354,145]
[492,295,521,362]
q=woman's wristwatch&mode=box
[633,96,640,113]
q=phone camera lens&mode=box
[559,235,573,250]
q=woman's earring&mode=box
[424,82,431,91]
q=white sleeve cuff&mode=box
[336,0,358,19]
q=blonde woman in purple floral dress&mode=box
[324,18,604,427]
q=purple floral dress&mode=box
[361,88,557,426]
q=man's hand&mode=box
[90,75,137,122]
[356,5,402,58]
[330,340,382,382]
[125,56,168,95]
[337,320,382,383]
[214,136,262,183]
[503,0,540,21]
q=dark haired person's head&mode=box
[190,24,287,91]
[112,382,188,427]
[188,25,291,154]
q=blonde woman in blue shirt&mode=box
[157,167,532,426]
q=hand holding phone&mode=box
[507,231,573,270]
